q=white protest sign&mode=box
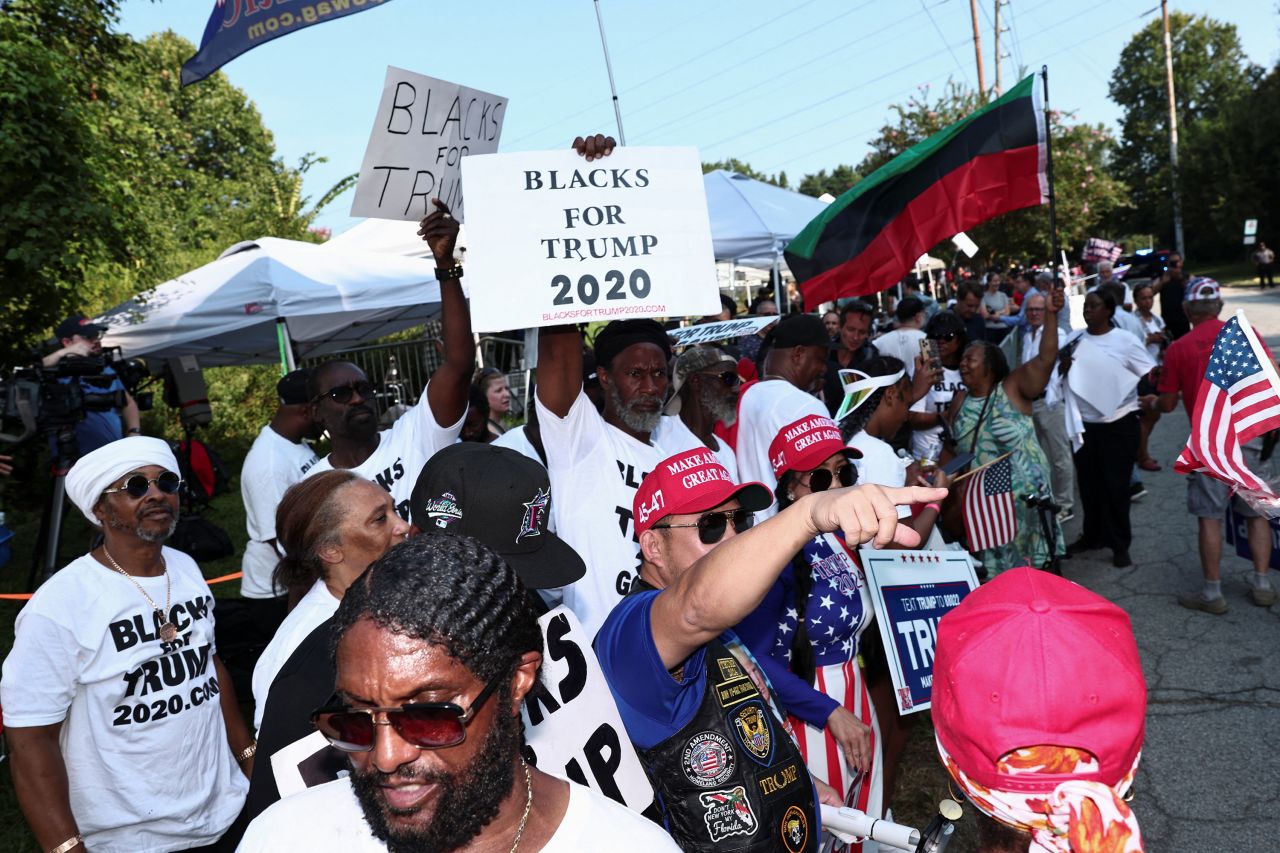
[668,315,778,348]
[351,66,507,222]
[462,146,720,333]
[521,606,654,813]
[951,232,979,258]
[859,549,979,715]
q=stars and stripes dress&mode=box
[736,532,882,852]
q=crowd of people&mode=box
[6,136,1266,853]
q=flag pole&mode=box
[1041,65,1060,287]
[593,0,627,144]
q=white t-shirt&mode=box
[1137,311,1166,363]
[847,431,911,519]
[1016,325,1067,407]
[251,578,339,731]
[0,550,247,852]
[1065,329,1157,423]
[908,367,964,459]
[492,423,546,467]
[307,382,465,522]
[537,391,664,638]
[652,414,738,480]
[239,774,679,852]
[1110,308,1147,345]
[734,379,827,520]
[240,425,320,599]
[872,328,926,375]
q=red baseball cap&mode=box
[932,568,1146,793]
[768,414,861,479]
[634,448,773,536]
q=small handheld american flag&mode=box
[1174,312,1280,497]
[963,455,1017,551]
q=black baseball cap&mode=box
[276,368,312,406]
[770,314,830,349]
[56,315,107,340]
[409,444,586,590]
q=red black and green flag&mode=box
[785,74,1047,304]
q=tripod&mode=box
[1024,491,1062,576]
[28,424,82,589]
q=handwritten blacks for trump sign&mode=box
[461,146,720,333]
[351,66,507,222]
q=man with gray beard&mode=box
[654,345,741,477]
[535,318,675,636]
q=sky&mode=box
[117,0,1278,238]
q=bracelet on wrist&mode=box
[48,834,83,853]
[434,263,464,281]
[236,742,257,763]
[924,502,942,514]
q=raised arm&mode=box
[649,484,946,669]
[1009,288,1065,404]
[535,326,585,418]
[421,199,475,428]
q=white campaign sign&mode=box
[350,66,507,222]
[462,146,720,333]
[521,606,654,813]
[668,315,778,348]
[859,549,979,715]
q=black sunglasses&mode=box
[315,380,376,405]
[311,667,507,753]
[102,471,183,499]
[698,370,739,388]
[930,332,960,342]
[651,508,755,545]
[805,464,857,493]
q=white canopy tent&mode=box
[97,237,443,368]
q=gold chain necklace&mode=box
[102,547,177,642]
[509,761,533,853]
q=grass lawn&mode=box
[1196,259,1261,288]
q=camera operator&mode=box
[41,315,141,453]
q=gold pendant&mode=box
[160,622,178,642]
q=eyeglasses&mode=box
[697,370,739,388]
[651,508,755,545]
[102,471,183,499]
[930,332,960,342]
[315,380,376,405]
[804,464,856,493]
[311,668,507,753]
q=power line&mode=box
[919,0,973,87]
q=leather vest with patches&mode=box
[637,633,817,853]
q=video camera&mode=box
[0,350,152,445]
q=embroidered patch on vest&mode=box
[681,731,736,788]
[781,804,809,853]
[713,653,759,708]
[698,785,758,842]
[730,701,772,764]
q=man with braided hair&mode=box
[240,533,676,852]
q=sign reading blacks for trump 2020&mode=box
[461,146,720,333]
[350,67,507,222]
[520,606,654,813]
[859,550,980,715]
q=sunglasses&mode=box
[316,380,376,405]
[698,370,739,388]
[101,471,183,499]
[804,464,856,493]
[930,332,960,342]
[311,667,507,753]
[651,508,755,545]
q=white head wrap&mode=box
[65,436,180,526]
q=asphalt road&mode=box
[1057,283,1280,850]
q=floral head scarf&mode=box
[937,738,1143,853]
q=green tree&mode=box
[1108,12,1257,256]
[797,165,862,198]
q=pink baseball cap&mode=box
[634,448,773,536]
[768,414,861,479]
[932,568,1146,793]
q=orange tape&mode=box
[0,571,244,602]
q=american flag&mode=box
[963,456,1016,551]
[1174,315,1280,494]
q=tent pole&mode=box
[276,318,296,374]
[773,251,786,314]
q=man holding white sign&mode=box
[350,67,506,222]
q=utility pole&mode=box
[969,0,987,99]
[1161,0,1185,257]
[993,0,1003,96]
